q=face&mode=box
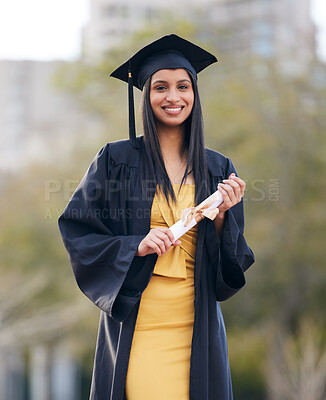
[149,68,194,129]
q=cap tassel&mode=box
[128,64,139,149]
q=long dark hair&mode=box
[140,71,210,206]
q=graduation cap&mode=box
[110,34,217,148]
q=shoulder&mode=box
[100,136,143,168]
[205,147,234,177]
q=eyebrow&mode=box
[151,79,192,85]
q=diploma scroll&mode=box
[169,189,223,242]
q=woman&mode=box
[59,34,254,400]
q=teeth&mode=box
[164,107,182,111]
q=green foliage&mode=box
[228,329,267,400]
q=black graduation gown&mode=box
[58,136,254,400]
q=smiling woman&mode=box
[58,34,255,400]
[149,69,194,130]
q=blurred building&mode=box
[0,60,100,172]
[82,0,202,59]
[205,0,316,74]
[82,0,316,74]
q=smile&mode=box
[162,106,184,112]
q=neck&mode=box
[156,124,185,159]
[155,123,193,184]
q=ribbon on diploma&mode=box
[181,203,220,226]
[169,188,224,241]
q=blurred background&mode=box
[0,0,325,399]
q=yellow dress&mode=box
[125,184,198,400]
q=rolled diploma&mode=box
[169,189,223,242]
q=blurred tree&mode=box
[266,319,326,400]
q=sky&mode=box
[0,0,325,61]
[0,0,89,61]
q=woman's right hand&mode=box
[136,227,181,257]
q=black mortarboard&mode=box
[110,34,217,148]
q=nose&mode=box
[166,88,180,103]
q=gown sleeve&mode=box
[58,144,154,322]
[205,158,255,301]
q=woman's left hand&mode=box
[216,173,245,217]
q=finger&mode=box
[146,232,167,255]
[222,179,241,201]
[156,227,176,242]
[217,184,233,212]
[230,176,246,197]
[150,235,168,254]
[141,239,161,256]
[151,229,172,250]
[222,179,240,191]
[218,183,237,204]
[150,233,180,251]
[229,175,245,186]
[149,237,166,256]
[154,227,178,246]
[152,243,162,256]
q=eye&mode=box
[178,84,189,90]
[155,85,167,91]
